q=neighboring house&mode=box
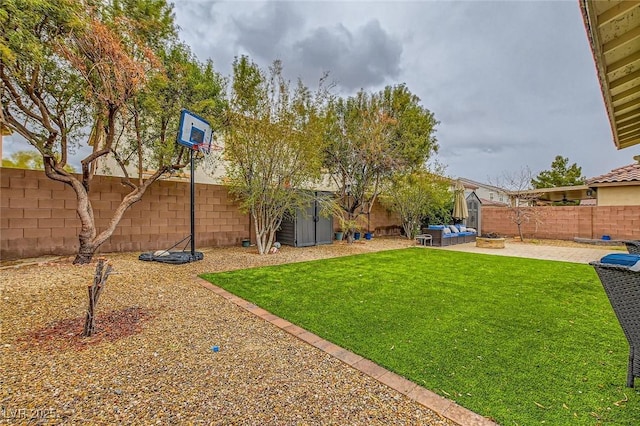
[96,142,338,192]
[457,177,509,206]
[508,161,639,206]
[587,163,640,206]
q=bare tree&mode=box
[491,167,544,241]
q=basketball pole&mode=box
[190,147,196,257]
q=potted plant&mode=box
[335,230,344,241]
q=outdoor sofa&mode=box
[590,253,640,387]
[423,224,477,247]
[624,240,640,254]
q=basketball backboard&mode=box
[177,109,212,153]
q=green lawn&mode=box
[201,248,640,425]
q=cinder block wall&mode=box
[1,168,250,259]
[481,205,640,240]
[1,168,404,260]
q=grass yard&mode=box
[202,248,640,425]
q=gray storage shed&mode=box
[277,192,334,247]
[466,191,482,234]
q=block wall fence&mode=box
[3,168,639,260]
[1,168,401,260]
[481,205,640,241]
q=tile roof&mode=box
[479,198,508,207]
[458,177,505,192]
[587,163,640,184]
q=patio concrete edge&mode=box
[196,277,498,426]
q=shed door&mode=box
[314,192,333,245]
[295,203,316,247]
[467,198,480,232]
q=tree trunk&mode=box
[403,222,416,240]
[65,169,164,264]
[83,259,113,337]
[74,239,98,265]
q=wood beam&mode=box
[611,85,640,103]
[613,94,640,113]
[614,107,640,122]
[602,25,640,54]
[608,50,640,74]
[609,68,640,90]
[597,1,640,28]
[617,118,640,132]
[617,121,640,135]
[618,128,640,141]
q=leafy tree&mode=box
[223,56,326,255]
[125,42,226,176]
[531,155,586,188]
[382,170,450,239]
[3,150,44,170]
[1,0,223,263]
[2,150,75,172]
[322,84,438,241]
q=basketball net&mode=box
[195,142,223,177]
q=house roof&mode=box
[580,1,640,149]
[479,198,508,207]
[587,162,640,185]
[457,177,505,193]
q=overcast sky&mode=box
[3,0,638,183]
[173,0,639,182]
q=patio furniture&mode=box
[624,240,640,254]
[590,254,640,387]
[422,225,476,247]
[415,234,433,246]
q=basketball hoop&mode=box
[195,142,223,176]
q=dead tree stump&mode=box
[82,259,113,337]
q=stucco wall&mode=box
[596,185,640,206]
[481,205,640,240]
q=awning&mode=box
[581,1,640,149]
[510,185,595,202]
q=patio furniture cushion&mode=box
[448,225,459,233]
[428,225,446,230]
[442,227,451,234]
[600,254,640,271]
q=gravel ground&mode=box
[1,237,611,425]
[2,237,467,425]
